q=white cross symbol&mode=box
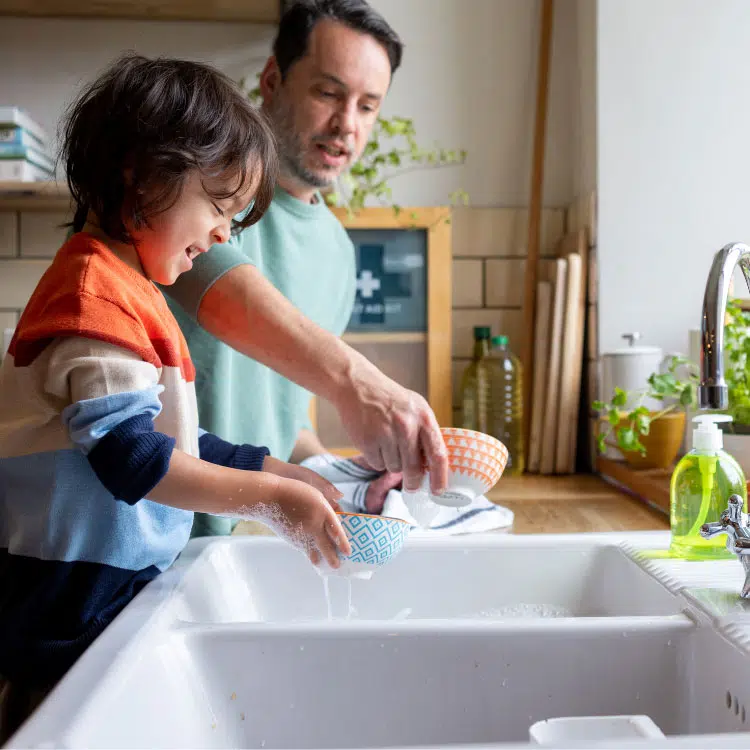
[356,269,381,299]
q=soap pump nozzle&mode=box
[692,413,732,452]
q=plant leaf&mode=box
[617,427,637,451]
[635,413,651,435]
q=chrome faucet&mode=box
[699,242,750,410]
[700,495,750,598]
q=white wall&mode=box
[368,0,577,207]
[0,0,577,208]
[597,0,750,358]
[572,0,596,197]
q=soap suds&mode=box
[223,502,318,560]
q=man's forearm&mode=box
[197,264,361,405]
[289,428,327,465]
[196,262,449,493]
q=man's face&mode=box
[264,19,392,189]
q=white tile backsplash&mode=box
[0,260,51,308]
[0,310,18,332]
[0,214,18,257]
[0,310,18,360]
[19,212,69,257]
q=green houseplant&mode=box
[725,297,750,427]
[240,75,468,218]
[593,354,699,469]
[717,298,750,477]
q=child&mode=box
[0,53,351,742]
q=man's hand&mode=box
[334,357,449,495]
[289,428,327,465]
[349,455,402,514]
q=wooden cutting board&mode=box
[554,230,587,474]
[539,256,568,474]
[528,278,552,472]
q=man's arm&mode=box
[289,428,327,465]
[196,263,448,494]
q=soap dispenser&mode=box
[669,414,747,560]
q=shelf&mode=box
[596,455,671,515]
[0,181,71,211]
[342,332,427,345]
[0,0,280,23]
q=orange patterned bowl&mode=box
[418,427,509,508]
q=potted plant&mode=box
[719,297,750,473]
[593,354,699,470]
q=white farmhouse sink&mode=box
[168,535,681,625]
[43,618,696,749]
[10,531,750,750]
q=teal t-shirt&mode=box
[164,187,356,536]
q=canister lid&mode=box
[603,332,662,356]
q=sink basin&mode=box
[36,618,697,749]
[11,532,750,750]
[168,536,682,624]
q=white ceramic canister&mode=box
[600,333,664,409]
[599,333,663,459]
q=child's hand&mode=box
[262,456,343,510]
[261,476,352,568]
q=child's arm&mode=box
[196,429,345,510]
[46,337,351,568]
[146,449,350,568]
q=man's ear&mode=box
[259,57,282,103]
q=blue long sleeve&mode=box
[198,431,269,471]
[87,413,175,504]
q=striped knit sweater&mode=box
[0,232,268,686]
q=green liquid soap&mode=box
[669,415,747,560]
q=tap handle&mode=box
[726,494,746,524]
[700,495,749,542]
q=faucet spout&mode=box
[700,242,750,410]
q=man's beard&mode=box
[267,96,337,189]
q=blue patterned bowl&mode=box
[330,512,412,578]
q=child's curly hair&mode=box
[61,52,278,243]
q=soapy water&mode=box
[319,576,572,622]
[321,576,359,621]
[464,603,574,619]
[223,502,333,564]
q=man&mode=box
[165,0,444,536]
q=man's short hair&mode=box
[275,0,403,80]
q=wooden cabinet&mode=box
[0,0,280,23]
[312,207,453,455]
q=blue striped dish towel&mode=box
[300,453,514,536]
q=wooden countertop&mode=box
[486,473,668,534]
[233,473,668,537]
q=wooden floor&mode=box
[233,473,669,536]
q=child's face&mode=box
[130,169,254,285]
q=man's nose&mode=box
[332,100,358,136]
